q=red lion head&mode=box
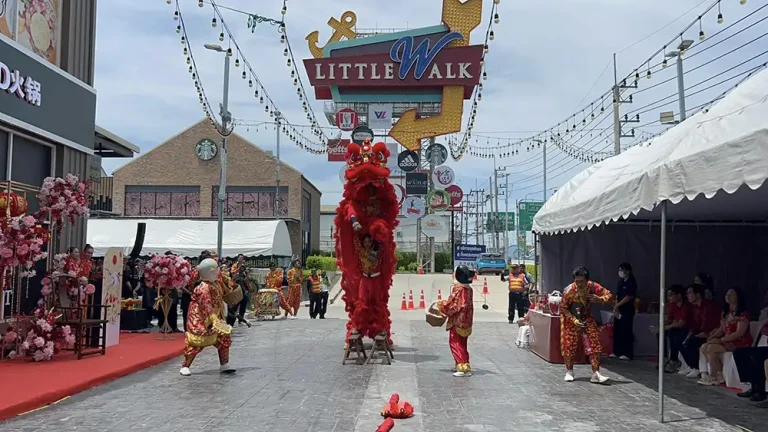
[344,138,390,182]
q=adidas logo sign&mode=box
[400,156,417,167]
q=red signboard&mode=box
[335,108,358,131]
[445,184,463,206]
[327,139,350,162]
[305,45,483,88]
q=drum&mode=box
[255,289,280,320]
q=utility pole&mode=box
[428,138,436,273]
[274,111,282,218]
[205,44,231,260]
[493,172,500,253]
[612,53,621,156]
[542,141,547,203]
[504,174,510,259]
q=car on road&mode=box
[474,253,507,275]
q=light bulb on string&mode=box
[663,58,668,68]
[281,6,287,15]
[176,25,181,33]
[699,17,705,40]
[166,0,171,4]
[717,3,723,24]
[198,0,203,7]
[226,47,232,56]
[248,79,253,87]
[287,58,292,67]
[483,44,489,54]
[494,0,500,4]
[280,35,285,44]
[242,71,246,79]
[489,30,495,41]
[174,11,178,20]
[186,57,190,65]
[494,13,500,24]
[235,58,240,67]
[284,48,288,56]
[212,17,217,27]
[646,68,651,79]
[219,32,224,42]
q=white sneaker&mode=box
[607,354,617,359]
[686,369,701,378]
[464,372,473,377]
[619,355,630,361]
[179,367,191,376]
[591,371,610,384]
[289,315,297,320]
[219,364,234,373]
[698,374,716,386]
[678,364,692,375]
[564,371,575,382]
[453,371,466,377]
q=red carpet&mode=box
[0,333,185,421]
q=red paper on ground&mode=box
[0,333,184,421]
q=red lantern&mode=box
[0,192,28,217]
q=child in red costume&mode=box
[438,265,475,377]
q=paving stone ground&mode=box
[2,311,767,432]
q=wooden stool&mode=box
[366,333,393,365]
[343,333,367,365]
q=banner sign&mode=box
[351,125,374,144]
[102,248,123,348]
[327,138,350,162]
[427,189,450,212]
[422,214,447,238]
[368,103,393,129]
[405,172,428,195]
[397,150,420,172]
[454,243,486,269]
[445,184,463,205]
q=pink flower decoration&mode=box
[0,248,13,259]
[85,284,96,295]
[3,331,18,343]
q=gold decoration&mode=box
[441,0,483,47]
[389,86,464,151]
[185,332,218,348]
[305,11,357,59]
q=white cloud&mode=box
[94,0,764,208]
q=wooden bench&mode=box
[366,332,394,365]
[343,331,367,365]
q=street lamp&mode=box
[205,43,232,260]
[665,39,694,122]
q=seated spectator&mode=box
[650,284,691,373]
[698,287,752,386]
[680,284,721,378]
[695,272,715,301]
[734,320,768,404]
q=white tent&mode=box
[532,68,768,421]
[87,219,293,258]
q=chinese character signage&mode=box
[0,61,42,106]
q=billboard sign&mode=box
[445,184,463,205]
[402,197,426,219]
[368,103,393,129]
[454,243,486,269]
[327,138,350,162]
[405,172,428,195]
[335,108,358,131]
[518,201,545,232]
[432,165,454,190]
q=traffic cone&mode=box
[482,278,489,295]
[407,290,415,310]
[417,290,426,309]
[400,293,408,310]
[437,289,443,301]
[473,271,478,281]
[417,266,425,275]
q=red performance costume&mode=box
[560,266,614,383]
[334,139,399,345]
[287,264,303,317]
[438,265,475,376]
[266,267,292,317]
[180,258,234,376]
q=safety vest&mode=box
[309,276,322,294]
[508,273,526,292]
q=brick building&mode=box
[107,119,321,260]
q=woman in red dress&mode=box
[437,265,475,377]
[698,287,752,386]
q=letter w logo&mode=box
[390,32,464,80]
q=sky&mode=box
[93,0,766,219]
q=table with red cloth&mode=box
[528,309,587,364]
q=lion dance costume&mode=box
[179,258,235,376]
[334,139,399,346]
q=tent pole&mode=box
[658,200,668,422]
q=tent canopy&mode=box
[87,219,293,258]
[533,68,768,235]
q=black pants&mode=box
[158,296,179,331]
[309,292,322,318]
[613,313,635,358]
[142,287,157,327]
[680,335,706,368]
[237,292,250,318]
[733,347,768,395]
[508,291,527,322]
[664,328,688,361]
[180,293,191,331]
[320,292,329,318]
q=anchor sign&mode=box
[389,32,465,80]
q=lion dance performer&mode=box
[334,139,399,347]
[179,258,235,376]
[265,262,292,319]
[438,265,475,377]
[560,266,613,384]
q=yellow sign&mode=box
[388,0,483,151]
[305,11,357,59]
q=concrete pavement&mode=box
[1,275,764,431]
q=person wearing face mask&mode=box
[610,262,637,361]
